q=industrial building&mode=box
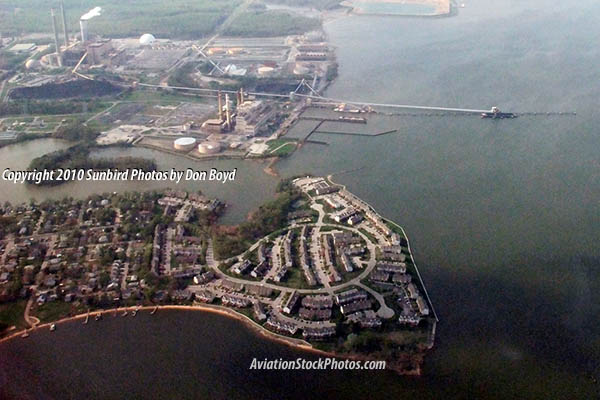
[202,91,235,133]
[235,99,273,137]
[297,43,329,53]
[296,52,328,62]
[9,43,37,54]
[87,39,113,65]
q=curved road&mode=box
[206,200,396,319]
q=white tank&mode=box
[25,59,40,70]
[173,137,197,151]
[198,141,222,154]
[257,66,275,76]
[139,33,156,46]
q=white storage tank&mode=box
[257,66,275,76]
[198,141,222,154]
[173,137,197,151]
[139,33,156,46]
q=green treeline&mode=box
[224,10,321,37]
[0,0,241,39]
[0,100,109,117]
[0,1,330,41]
[167,62,201,88]
[50,122,98,141]
[263,0,342,10]
[26,122,155,186]
[8,79,121,100]
[212,179,302,259]
[28,143,156,186]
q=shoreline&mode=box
[339,0,452,17]
[0,303,421,375]
[263,157,281,177]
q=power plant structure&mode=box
[43,3,93,68]
[80,7,102,43]
[234,87,274,137]
[60,0,69,47]
[199,88,274,136]
[201,90,236,133]
[236,88,246,105]
[80,19,89,43]
[50,9,63,67]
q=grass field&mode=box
[0,301,27,331]
[35,301,84,323]
[266,138,298,157]
[268,266,315,290]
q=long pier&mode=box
[132,82,580,117]
[301,94,490,114]
[137,82,489,112]
[135,82,490,113]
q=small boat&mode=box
[21,330,30,338]
[481,107,517,119]
[95,313,102,321]
[121,310,128,317]
[150,306,158,315]
[50,324,56,332]
[132,309,137,317]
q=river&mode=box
[1,0,599,398]
[0,142,277,225]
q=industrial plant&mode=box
[21,3,334,84]
[1,2,337,161]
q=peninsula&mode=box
[0,176,436,374]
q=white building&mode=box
[235,100,273,137]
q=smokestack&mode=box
[80,7,102,43]
[240,88,245,104]
[60,0,69,47]
[51,9,63,67]
[80,19,88,43]
[218,91,223,121]
[236,89,241,105]
[225,94,232,129]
